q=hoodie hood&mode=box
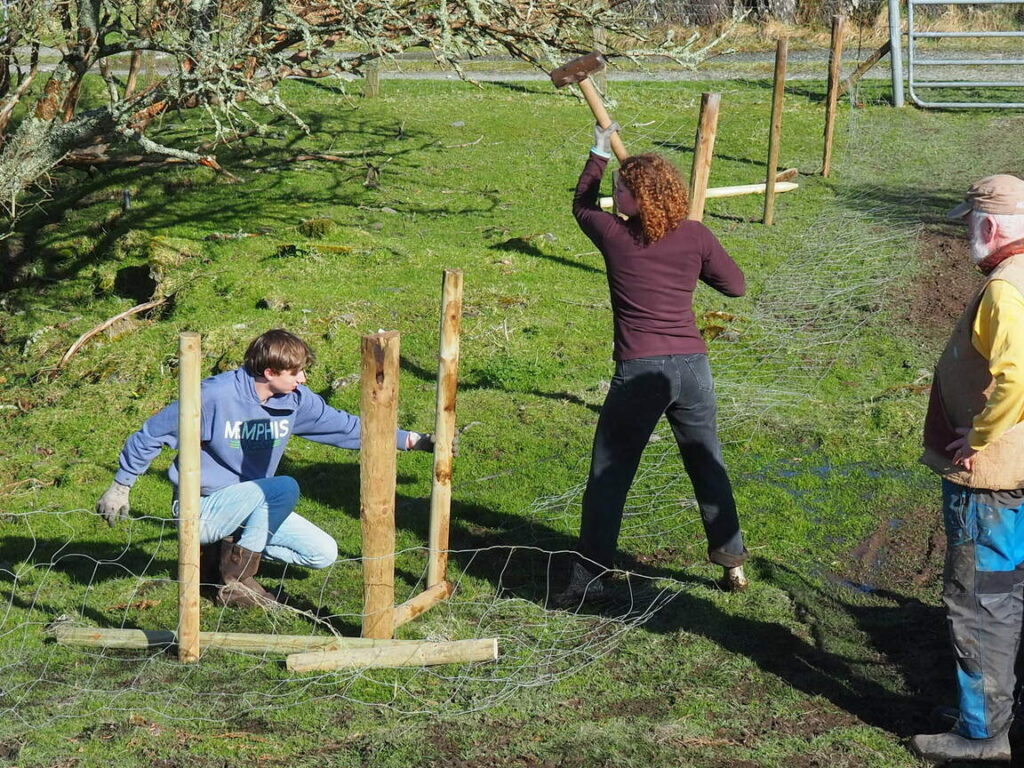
[231,367,301,413]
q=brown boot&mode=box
[215,539,279,608]
[199,543,220,587]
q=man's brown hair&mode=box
[618,154,689,244]
[244,329,315,376]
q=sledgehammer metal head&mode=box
[550,51,607,88]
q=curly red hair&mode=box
[618,154,689,244]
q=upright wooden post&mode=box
[364,60,381,98]
[428,270,463,588]
[822,15,845,177]
[177,332,201,664]
[763,38,788,226]
[360,331,399,640]
[687,92,720,222]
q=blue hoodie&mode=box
[115,367,412,496]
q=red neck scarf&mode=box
[978,237,1024,274]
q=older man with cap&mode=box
[911,174,1024,764]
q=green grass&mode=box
[2,75,1023,767]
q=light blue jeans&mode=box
[177,477,337,569]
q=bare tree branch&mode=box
[0,0,725,227]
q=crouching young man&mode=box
[95,328,434,608]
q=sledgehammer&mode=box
[550,52,628,163]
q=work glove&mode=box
[96,480,131,527]
[592,121,620,159]
[408,432,435,452]
[407,432,460,456]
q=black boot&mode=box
[199,543,220,587]
[553,562,607,607]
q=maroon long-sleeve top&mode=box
[573,153,746,361]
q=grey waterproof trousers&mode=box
[942,479,1024,739]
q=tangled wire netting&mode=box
[0,72,925,736]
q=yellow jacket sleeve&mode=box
[970,279,1024,450]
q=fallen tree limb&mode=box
[197,121,283,153]
[444,136,482,149]
[56,297,167,370]
[291,153,351,164]
[63,152,190,169]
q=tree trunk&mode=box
[0,108,111,217]
[0,62,112,219]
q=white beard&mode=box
[970,231,993,264]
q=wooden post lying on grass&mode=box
[822,15,846,177]
[711,180,798,199]
[360,331,399,640]
[286,638,498,673]
[53,625,500,668]
[763,38,788,226]
[599,179,798,211]
[53,626,441,653]
[177,332,201,664]
[428,269,463,589]
[687,92,720,222]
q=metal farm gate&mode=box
[907,0,1024,108]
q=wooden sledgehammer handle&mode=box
[577,78,629,162]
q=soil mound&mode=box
[900,229,984,346]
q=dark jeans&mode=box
[578,353,747,572]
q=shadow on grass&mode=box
[738,76,831,105]
[8,461,942,735]
[836,180,971,230]
[0,534,178,628]
[0,119,494,307]
[570,555,947,739]
[397,353,602,414]
[489,237,604,274]
[292,457,943,737]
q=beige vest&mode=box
[920,254,1024,489]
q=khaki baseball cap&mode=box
[947,174,1024,218]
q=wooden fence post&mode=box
[822,15,845,177]
[687,92,721,222]
[360,331,399,640]
[428,270,463,588]
[364,60,381,99]
[177,332,201,664]
[763,38,788,226]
